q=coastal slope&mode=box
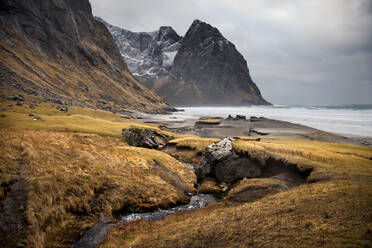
[0,0,172,113]
[99,18,270,106]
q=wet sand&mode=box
[139,114,372,146]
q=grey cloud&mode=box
[91,0,372,105]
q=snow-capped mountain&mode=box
[96,17,182,88]
[96,17,270,106]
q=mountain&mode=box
[0,0,172,113]
[99,18,270,106]
[96,17,182,89]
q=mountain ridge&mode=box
[98,17,271,106]
[0,0,172,113]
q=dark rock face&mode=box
[195,138,262,183]
[122,127,160,149]
[0,0,171,113]
[97,17,182,89]
[169,20,268,106]
[99,18,270,106]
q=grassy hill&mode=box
[0,100,371,247]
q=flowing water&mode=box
[121,194,216,222]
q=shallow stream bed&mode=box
[121,194,216,222]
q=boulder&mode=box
[235,115,246,120]
[9,95,24,102]
[226,115,246,121]
[195,137,262,183]
[249,116,266,122]
[199,116,223,120]
[194,119,222,127]
[56,105,68,112]
[121,127,159,149]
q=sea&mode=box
[168,105,372,137]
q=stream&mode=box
[74,194,216,248]
[121,194,216,222]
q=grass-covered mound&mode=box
[164,137,219,164]
[0,101,182,138]
[0,101,196,247]
[101,138,372,248]
[1,101,371,247]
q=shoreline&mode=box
[139,113,372,146]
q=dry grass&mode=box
[164,137,219,164]
[168,137,220,151]
[101,180,372,248]
[101,138,372,248]
[0,129,196,247]
[233,137,372,182]
[1,103,372,248]
[198,179,223,194]
[227,178,286,202]
[0,101,185,139]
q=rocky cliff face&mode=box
[100,18,270,106]
[97,17,182,89]
[0,0,172,113]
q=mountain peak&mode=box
[103,18,270,106]
[192,19,203,25]
[185,19,223,42]
[157,26,180,42]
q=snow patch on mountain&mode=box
[95,17,182,83]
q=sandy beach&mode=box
[139,113,372,146]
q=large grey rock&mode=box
[122,127,159,149]
[195,137,262,183]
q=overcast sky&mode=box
[91,0,372,105]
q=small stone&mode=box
[56,105,68,111]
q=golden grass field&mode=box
[0,100,371,247]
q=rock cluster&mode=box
[122,127,159,149]
[195,137,262,183]
[227,115,247,120]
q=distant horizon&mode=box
[91,0,372,106]
[174,103,372,108]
